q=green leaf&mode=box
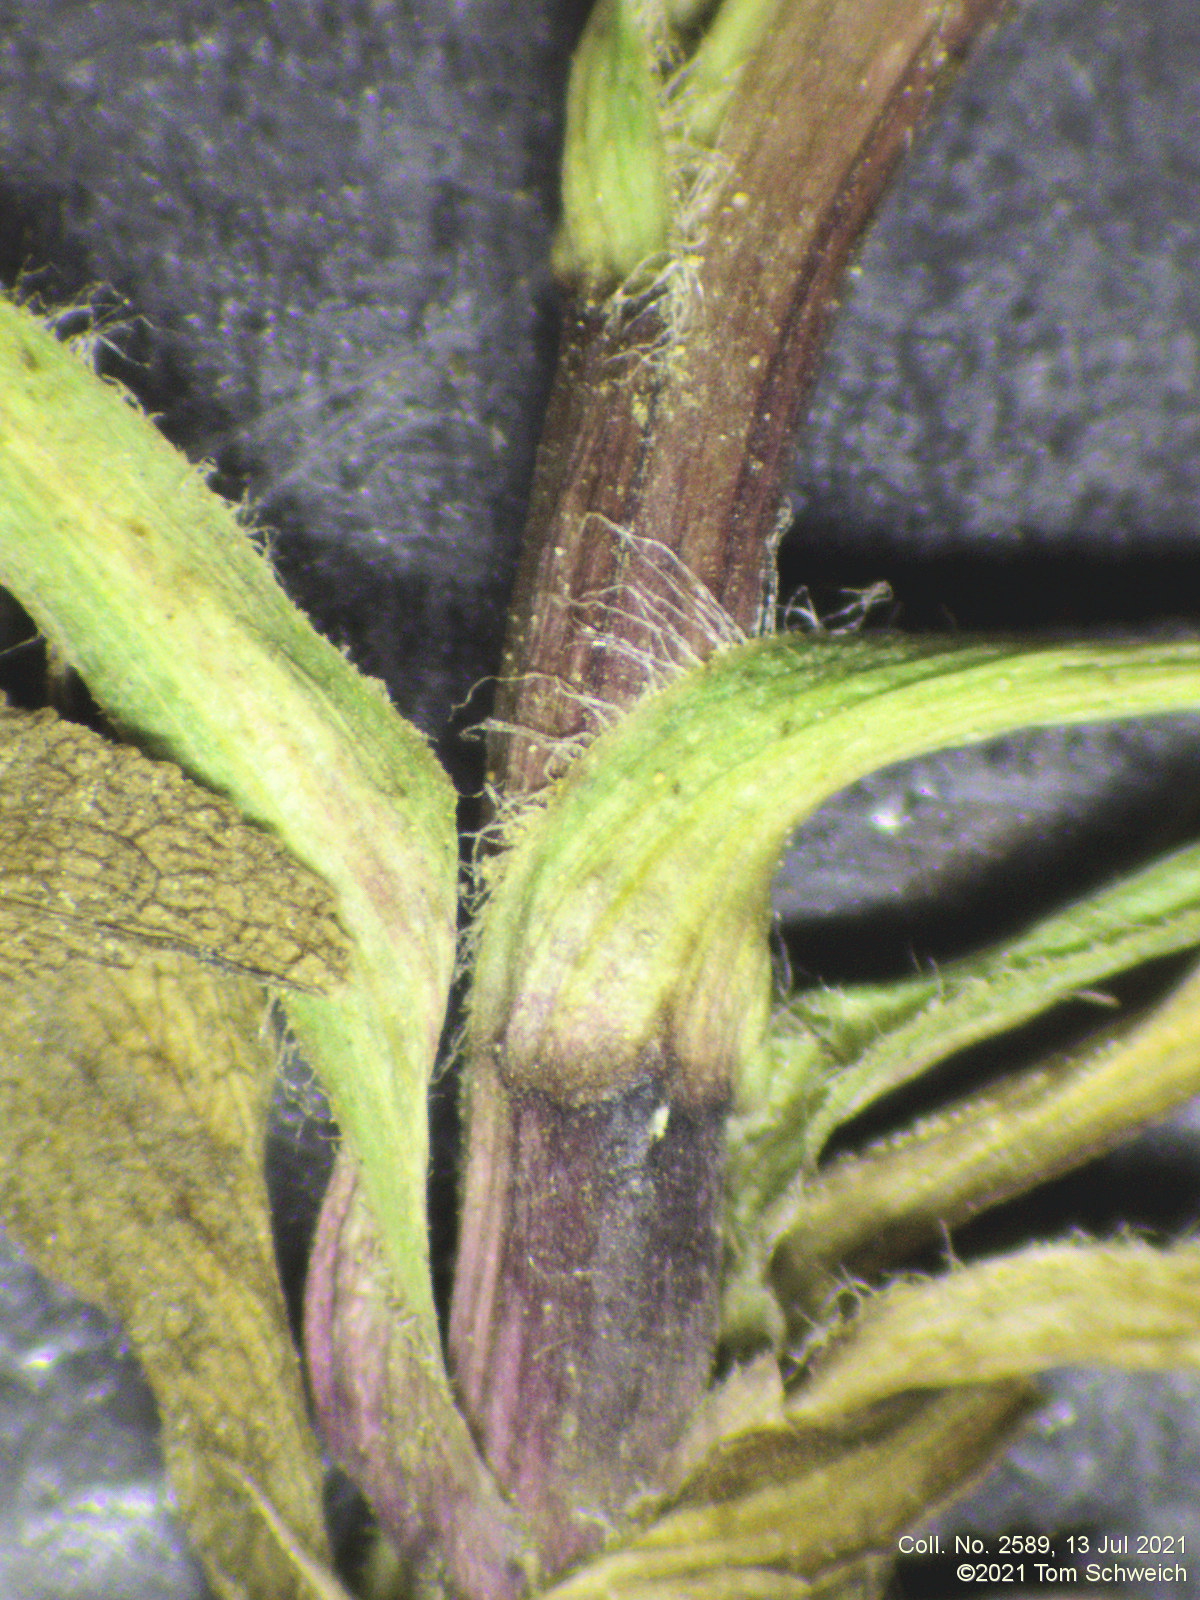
[471,632,1200,1111]
[0,953,345,1600]
[787,1240,1200,1427]
[555,0,673,282]
[671,0,779,146]
[767,955,1200,1321]
[730,830,1200,1225]
[0,294,455,1320]
[0,294,538,1594]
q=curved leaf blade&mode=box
[473,632,1200,1108]
[0,296,455,1311]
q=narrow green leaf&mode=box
[767,956,1200,1321]
[472,632,1200,1110]
[671,0,779,145]
[788,1240,1200,1427]
[0,953,340,1600]
[0,706,348,990]
[731,831,1200,1226]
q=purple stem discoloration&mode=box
[451,1063,726,1571]
[305,1151,533,1599]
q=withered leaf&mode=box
[0,707,348,990]
[0,952,346,1600]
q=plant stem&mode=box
[491,0,1008,799]
[450,1065,725,1572]
[452,0,1011,1575]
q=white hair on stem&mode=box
[463,515,766,950]
[477,515,761,810]
[571,514,746,693]
[780,581,893,636]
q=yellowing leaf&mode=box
[542,1385,1030,1599]
[788,1239,1200,1428]
[0,296,458,1311]
[0,707,348,989]
[0,952,342,1600]
[0,295,497,1591]
[767,957,1200,1321]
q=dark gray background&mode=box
[1,0,1198,1595]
